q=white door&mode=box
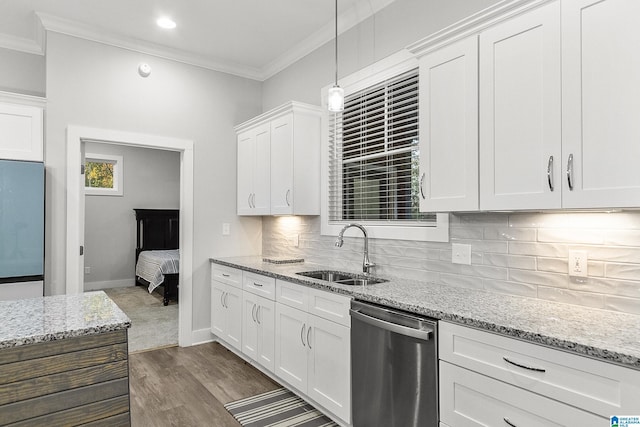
[307,315,351,424]
[562,0,640,208]
[224,285,243,351]
[275,303,308,393]
[210,282,226,337]
[270,114,294,215]
[242,291,258,360]
[252,124,271,215]
[256,298,276,373]
[479,2,561,210]
[237,130,255,215]
[419,36,479,212]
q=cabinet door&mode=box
[307,315,351,424]
[270,114,294,215]
[211,282,226,337]
[252,124,271,214]
[237,130,255,215]
[224,285,243,351]
[0,103,43,162]
[419,36,479,212]
[242,291,259,360]
[562,0,640,208]
[256,298,275,373]
[274,303,308,394]
[479,2,561,210]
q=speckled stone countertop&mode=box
[0,291,131,349]
[211,256,640,370]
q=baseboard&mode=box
[84,279,134,291]
[191,328,214,346]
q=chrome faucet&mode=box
[335,223,375,275]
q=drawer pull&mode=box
[503,417,517,427]
[253,282,263,287]
[222,273,230,277]
[503,356,546,373]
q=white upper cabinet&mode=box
[479,1,561,210]
[562,0,640,208]
[0,99,44,162]
[235,101,321,216]
[237,123,270,215]
[418,36,479,212]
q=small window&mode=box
[84,153,123,196]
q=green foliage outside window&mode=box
[85,161,114,189]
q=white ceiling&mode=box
[0,0,395,80]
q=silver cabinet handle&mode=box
[503,356,546,372]
[566,153,574,191]
[222,273,230,277]
[306,327,312,349]
[547,155,554,192]
[285,189,291,206]
[300,324,306,347]
[253,282,263,287]
[247,194,252,208]
[419,172,426,199]
[256,306,261,324]
[251,304,257,322]
[220,292,225,308]
[252,193,256,208]
[224,292,229,308]
[503,418,517,427]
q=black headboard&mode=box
[134,209,179,261]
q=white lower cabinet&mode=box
[439,321,640,425]
[242,288,275,373]
[275,280,351,424]
[210,281,242,351]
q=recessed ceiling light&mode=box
[156,17,176,29]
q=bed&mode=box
[134,209,179,306]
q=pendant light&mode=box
[327,0,344,112]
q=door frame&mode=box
[66,125,194,347]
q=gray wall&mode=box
[0,47,45,96]
[262,0,501,110]
[83,142,180,291]
[45,32,263,331]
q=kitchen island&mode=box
[0,291,131,426]
[211,256,640,370]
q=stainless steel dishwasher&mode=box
[350,300,438,427]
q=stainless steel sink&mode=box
[296,270,387,286]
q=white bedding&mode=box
[135,249,179,293]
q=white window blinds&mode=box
[328,68,435,225]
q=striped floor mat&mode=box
[224,388,339,427]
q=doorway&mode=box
[66,126,194,347]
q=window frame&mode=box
[320,50,449,242]
[84,153,124,196]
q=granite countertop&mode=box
[0,291,131,349]
[211,256,640,370]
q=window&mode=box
[84,153,123,196]
[322,52,448,242]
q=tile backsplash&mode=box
[262,212,640,315]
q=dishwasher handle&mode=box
[350,308,433,341]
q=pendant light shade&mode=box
[328,0,344,112]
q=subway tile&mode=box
[604,263,640,281]
[483,253,536,270]
[439,273,484,290]
[536,257,567,274]
[570,246,640,263]
[587,261,605,277]
[455,213,510,226]
[604,295,640,315]
[509,241,568,258]
[537,286,605,309]
[509,269,569,288]
[482,279,538,298]
[602,229,640,246]
[537,228,604,245]
[570,276,640,299]
[509,212,640,229]
[450,226,484,240]
[484,227,536,242]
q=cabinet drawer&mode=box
[440,321,640,417]
[308,288,351,327]
[243,272,275,300]
[440,361,605,427]
[276,280,309,311]
[211,264,242,288]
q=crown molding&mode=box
[0,32,43,56]
[234,100,322,133]
[37,12,264,81]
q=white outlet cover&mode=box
[569,250,588,277]
[222,223,230,235]
[452,243,472,265]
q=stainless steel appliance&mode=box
[351,300,438,427]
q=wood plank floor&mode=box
[129,342,280,426]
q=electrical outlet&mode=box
[222,223,230,236]
[84,267,91,274]
[452,243,472,265]
[569,250,588,277]
[288,234,299,247]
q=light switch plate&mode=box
[452,243,472,265]
[222,223,230,235]
[569,250,588,277]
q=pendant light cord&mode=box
[334,0,338,85]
